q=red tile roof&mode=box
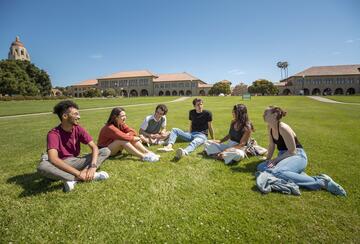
[153,72,200,82]
[294,64,360,77]
[72,79,98,86]
[100,70,158,79]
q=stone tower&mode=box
[8,36,31,61]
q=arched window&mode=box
[282,89,291,95]
[346,88,355,95]
[312,88,320,95]
[334,88,343,95]
[140,89,148,96]
[322,88,332,96]
[130,89,138,97]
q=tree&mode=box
[0,59,52,96]
[102,88,117,97]
[84,88,101,98]
[248,79,278,95]
[231,82,248,96]
[277,61,289,80]
[208,81,231,96]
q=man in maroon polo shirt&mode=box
[37,100,111,192]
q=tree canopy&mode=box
[248,79,278,95]
[208,81,231,96]
[102,88,117,97]
[0,60,52,96]
[84,88,102,97]
[231,82,248,96]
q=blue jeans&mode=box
[168,128,207,154]
[257,148,325,190]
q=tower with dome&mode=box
[8,36,31,61]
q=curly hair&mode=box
[53,100,79,121]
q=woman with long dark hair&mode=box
[257,106,346,196]
[204,104,255,164]
[97,107,160,162]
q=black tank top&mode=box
[229,122,246,143]
[271,123,303,151]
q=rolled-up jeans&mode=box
[257,148,325,190]
[168,128,207,154]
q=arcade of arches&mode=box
[282,87,357,96]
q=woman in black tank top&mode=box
[256,106,346,196]
[204,104,254,163]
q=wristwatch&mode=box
[90,164,97,168]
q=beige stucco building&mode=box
[71,70,212,97]
[70,79,98,97]
[275,64,360,95]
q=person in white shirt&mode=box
[139,104,170,146]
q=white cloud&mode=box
[89,54,103,59]
[227,69,246,75]
[345,39,354,43]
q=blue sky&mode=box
[1,0,359,87]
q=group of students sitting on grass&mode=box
[37,98,346,196]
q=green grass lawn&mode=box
[0,97,176,117]
[1,96,359,243]
[325,95,360,103]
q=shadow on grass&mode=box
[229,158,263,173]
[7,172,62,198]
[198,151,263,174]
[106,154,140,162]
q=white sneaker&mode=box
[63,180,77,192]
[176,148,187,159]
[94,171,109,181]
[149,152,161,159]
[143,153,159,162]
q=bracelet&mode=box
[90,164,97,168]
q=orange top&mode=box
[97,123,137,147]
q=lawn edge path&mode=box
[0,97,190,120]
[307,96,360,105]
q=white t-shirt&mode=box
[140,114,167,133]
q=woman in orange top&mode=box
[98,107,160,162]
